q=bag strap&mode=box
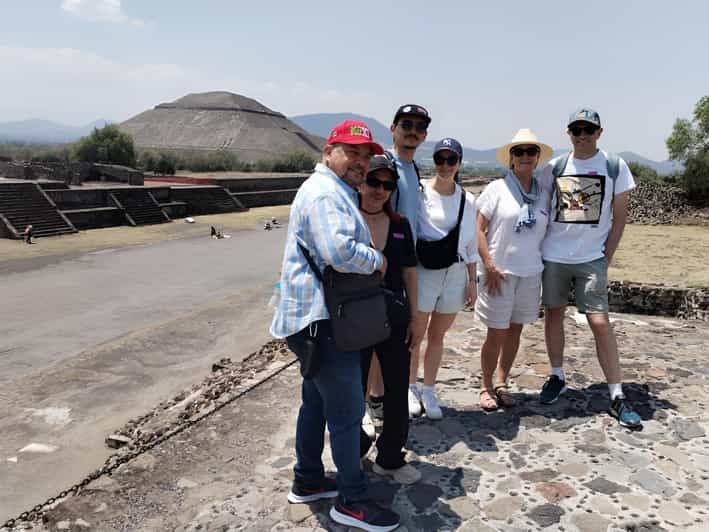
[604,151,620,199]
[298,243,324,283]
[455,186,466,229]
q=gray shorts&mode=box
[542,257,609,313]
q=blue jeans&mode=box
[287,320,368,501]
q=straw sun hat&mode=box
[496,128,553,168]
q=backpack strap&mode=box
[604,151,620,199]
[552,152,571,177]
[386,149,423,211]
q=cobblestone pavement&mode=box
[9,309,709,531]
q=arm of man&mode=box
[308,195,383,274]
[604,190,630,263]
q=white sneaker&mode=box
[408,385,422,418]
[421,388,443,420]
[362,411,375,440]
[373,462,422,485]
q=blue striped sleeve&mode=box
[307,195,382,274]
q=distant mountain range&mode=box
[290,113,681,175]
[0,114,681,175]
[0,119,111,144]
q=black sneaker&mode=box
[368,397,385,420]
[609,397,643,430]
[539,375,567,404]
[330,496,400,532]
[287,477,338,503]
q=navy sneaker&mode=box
[330,496,400,532]
[287,477,338,504]
[609,397,643,430]
[539,375,567,404]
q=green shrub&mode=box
[74,124,136,167]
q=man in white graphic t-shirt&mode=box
[537,107,642,430]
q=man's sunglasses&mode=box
[399,119,428,133]
[510,146,540,157]
[433,153,460,166]
[569,124,599,136]
[366,176,397,191]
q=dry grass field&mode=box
[1,213,707,287]
[610,224,709,287]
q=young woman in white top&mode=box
[408,138,478,420]
[475,129,553,410]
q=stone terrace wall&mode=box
[607,281,709,320]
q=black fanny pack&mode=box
[299,244,391,351]
[416,188,466,270]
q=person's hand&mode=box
[405,319,425,352]
[465,279,477,307]
[377,255,388,277]
[484,262,505,296]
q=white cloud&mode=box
[0,46,377,127]
[61,0,144,26]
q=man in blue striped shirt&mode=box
[271,120,400,531]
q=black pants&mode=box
[359,319,411,469]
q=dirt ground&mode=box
[610,224,709,288]
[0,205,291,264]
[2,210,708,287]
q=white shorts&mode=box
[475,272,542,329]
[417,261,468,314]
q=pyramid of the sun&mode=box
[119,91,323,161]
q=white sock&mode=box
[608,383,624,400]
[409,383,419,392]
[551,367,565,381]
[422,384,435,395]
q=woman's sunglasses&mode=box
[569,124,599,136]
[399,119,429,133]
[510,146,541,157]
[366,176,397,191]
[433,153,460,166]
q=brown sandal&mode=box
[479,389,499,412]
[494,384,516,408]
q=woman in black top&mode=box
[358,155,423,485]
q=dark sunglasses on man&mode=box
[510,146,541,157]
[399,119,428,133]
[366,176,397,191]
[569,124,599,136]
[433,153,460,166]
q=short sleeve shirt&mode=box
[540,151,635,264]
[382,216,417,292]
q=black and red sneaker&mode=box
[329,496,400,532]
[287,477,338,503]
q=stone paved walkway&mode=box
[9,309,709,531]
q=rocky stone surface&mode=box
[627,182,704,225]
[5,310,709,531]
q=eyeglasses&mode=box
[399,119,428,133]
[510,146,540,157]
[366,176,397,191]
[569,124,599,136]
[433,153,460,166]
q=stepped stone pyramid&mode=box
[119,91,324,161]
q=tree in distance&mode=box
[667,95,709,197]
[74,124,136,167]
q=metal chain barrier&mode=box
[2,357,298,531]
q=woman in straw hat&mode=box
[475,129,553,411]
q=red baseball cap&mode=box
[326,120,384,155]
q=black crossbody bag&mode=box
[299,244,391,351]
[416,187,466,270]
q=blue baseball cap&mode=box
[433,137,463,159]
[568,107,601,128]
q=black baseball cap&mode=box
[393,104,431,125]
[367,155,399,180]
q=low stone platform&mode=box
[5,310,708,531]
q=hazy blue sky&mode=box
[1,0,707,159]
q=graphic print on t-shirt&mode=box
[553,173,605,223]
